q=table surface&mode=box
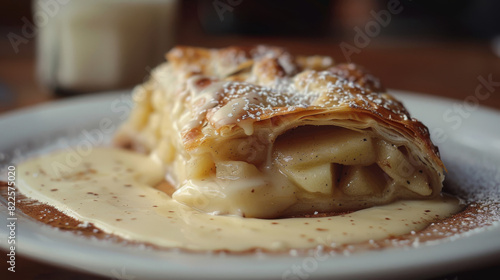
[1,36,500,279]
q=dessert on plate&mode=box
[7,45,466,252]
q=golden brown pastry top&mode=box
[163,45,441,167]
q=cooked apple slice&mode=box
[376,140,431,196]
[339,165,386,196]
[276,163,334,194]
[216,161,261,180]
[274,126,376,167]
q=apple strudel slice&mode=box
[114,45,445,218]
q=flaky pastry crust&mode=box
[165,45,441,167]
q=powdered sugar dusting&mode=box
[174,45,419,138]
[190,68,413,132]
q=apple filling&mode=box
[273,126,433,206]
[171,125,435,218]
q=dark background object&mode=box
[3,0,500,41]
[193,0,500,41]
[198,0,332,36]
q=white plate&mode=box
[1,90,499,280]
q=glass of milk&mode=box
[34,0,179,94]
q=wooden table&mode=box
[1,35,500,279]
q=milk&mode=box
[35,0,179,93]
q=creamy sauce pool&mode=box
[16,148,461,251]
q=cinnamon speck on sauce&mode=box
[316,228,328,231]
[50,189,58,192]
[271,222,279,225]
[116,219,122,221]
[385,217,391,220]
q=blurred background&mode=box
[1,0,500,114]
[1,1,500,279]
